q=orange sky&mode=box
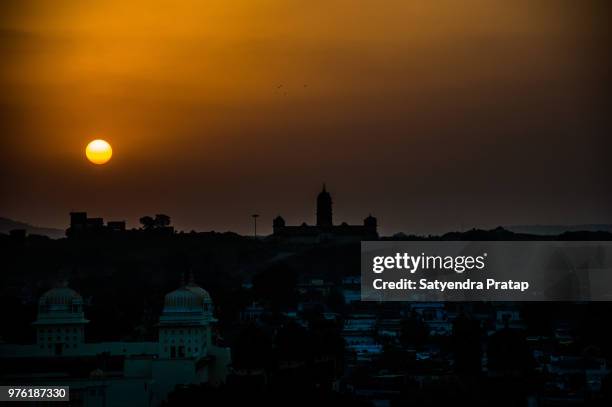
[1,1,610,234]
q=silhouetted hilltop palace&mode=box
[272,184,378,242]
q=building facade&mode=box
[33,282,89,355]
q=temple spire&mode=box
[316,183,333,227]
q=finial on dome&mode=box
[188,269,195,286]
[179,272,185,287]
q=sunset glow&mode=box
[0,1,609,233]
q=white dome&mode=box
[185,283,212,302]
[34,282,88,325]
[39,285,82,304]
[163,287,204,311]
[159,278,214,326]
[39,284,83,312]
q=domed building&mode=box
[154,272,231,397]
[32,281,89,355]
[158,272,215,359]
[1,275,231,406]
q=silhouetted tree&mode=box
[325,287,345,312]
[309,319,345,363]
[232,323,272,370]
[378,345,415,372]
[275,321,310,361]
[487,328,534,374]
[452,314,482,374]
[602,372,612,404]
[253,264,297,310]
[400,312,429,348]
[139,216,155,230]
[154,214,171,228]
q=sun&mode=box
[85,139,113,165]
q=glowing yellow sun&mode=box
[85,139,113,165]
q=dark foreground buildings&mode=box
[0,277,230,406]
[66,211,126,237]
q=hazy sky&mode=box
[1,1,610,235]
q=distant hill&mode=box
[507,224,612,235]
[0,217,65,239]
[384,226,612,241]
